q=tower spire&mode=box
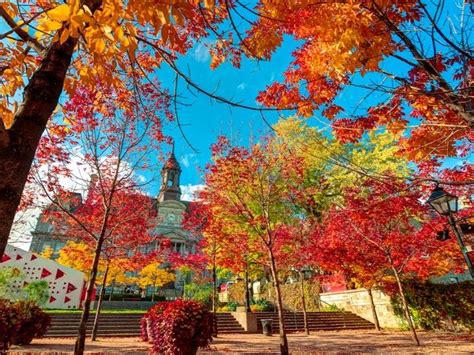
[158,140,181,202]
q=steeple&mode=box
[158,141,181,202]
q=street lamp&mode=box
[427,186,459,215]
[427,186,474,279]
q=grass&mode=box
[45,309,147,314]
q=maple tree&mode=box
[236,1,473,160]
[316,179,464,346]
[137,262,175,302]
[1,0,471,265]
[199,136,314,355]
[19,82,167,354]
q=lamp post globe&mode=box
[426,185,473,279]
[427,186,459,216]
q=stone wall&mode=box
[320,288,401,329]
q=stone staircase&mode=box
[46,312,245,337]
[254,311,375,333]
[46,311,373,337]
[215,312,246,333]
[46,313,143,337]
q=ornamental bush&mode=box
[0,299,21,352]
[391,280,474,331]
[0,299,51,351]
[141,300,216,355]
[12,301,51,345]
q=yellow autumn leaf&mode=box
[95,38,106,53]
[59,28,70,44]
[47,4,71,22]
[37,18,63,34]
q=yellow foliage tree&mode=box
[138,263,175,301]
[39,246,54,259]
[56,241,94,276]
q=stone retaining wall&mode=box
[320,288,401,329]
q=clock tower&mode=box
[158,144,182,202]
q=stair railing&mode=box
[282,301,298,330]
[319,299,347,328]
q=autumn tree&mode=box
[200,136,314,355]
[138,262,175,302]
[2,0,471,265]
[236,1,473,161]
[57,241,94,275]
[0,0,310,261]
[319,179,463,346]
[21,82,165,354]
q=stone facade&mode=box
[320,288,401,329]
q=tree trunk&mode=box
[244,268,251,312]
[0,0,103,260]
[299,271,309,335]
[367,288,381,331]
[91,262,109,341]
[108,281,115,302]
[74,236,105,354]
[391,266,420,346]
[212,260,218,337]
[0,38,77,259]
[151,283,155,302]
[268,250,289,355]
[212,261,217,313]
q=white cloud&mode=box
[237,82,247,91]
[181,184,205,202]
[193,43,211,63]
[179,153,196,168]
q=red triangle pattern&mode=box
[64,296,71,304]
[1,254,11,263]
[49,296,56,303]
[41,268,52,279]
[55,269,65,280]
[31,254,37,261]
[16,254,22,260]
[66,283,77,294]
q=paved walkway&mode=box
[7,331,474,354]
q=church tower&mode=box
[158,144,181,202]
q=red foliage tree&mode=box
[316,179,464,345]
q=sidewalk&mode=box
[8,330,474,354]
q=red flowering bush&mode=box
[0,300,51,351]
[141,300,216,355]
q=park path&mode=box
[7,330,474,354]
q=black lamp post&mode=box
[427,186,474,279]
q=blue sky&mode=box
[152,38,300,194]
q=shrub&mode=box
[12,301,51,345]
[183,283,212,305]
[391,280,474,331]
[250,299,274,312]
[227,300,238,311]
[0,300,51,351]
[23,281,49,306]
[142,300,216,355]
[263,281,321,311]
[0,300,21,352]
[216,305,230,312]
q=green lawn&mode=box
[45,309,147,314]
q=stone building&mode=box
[29,149,199,295]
